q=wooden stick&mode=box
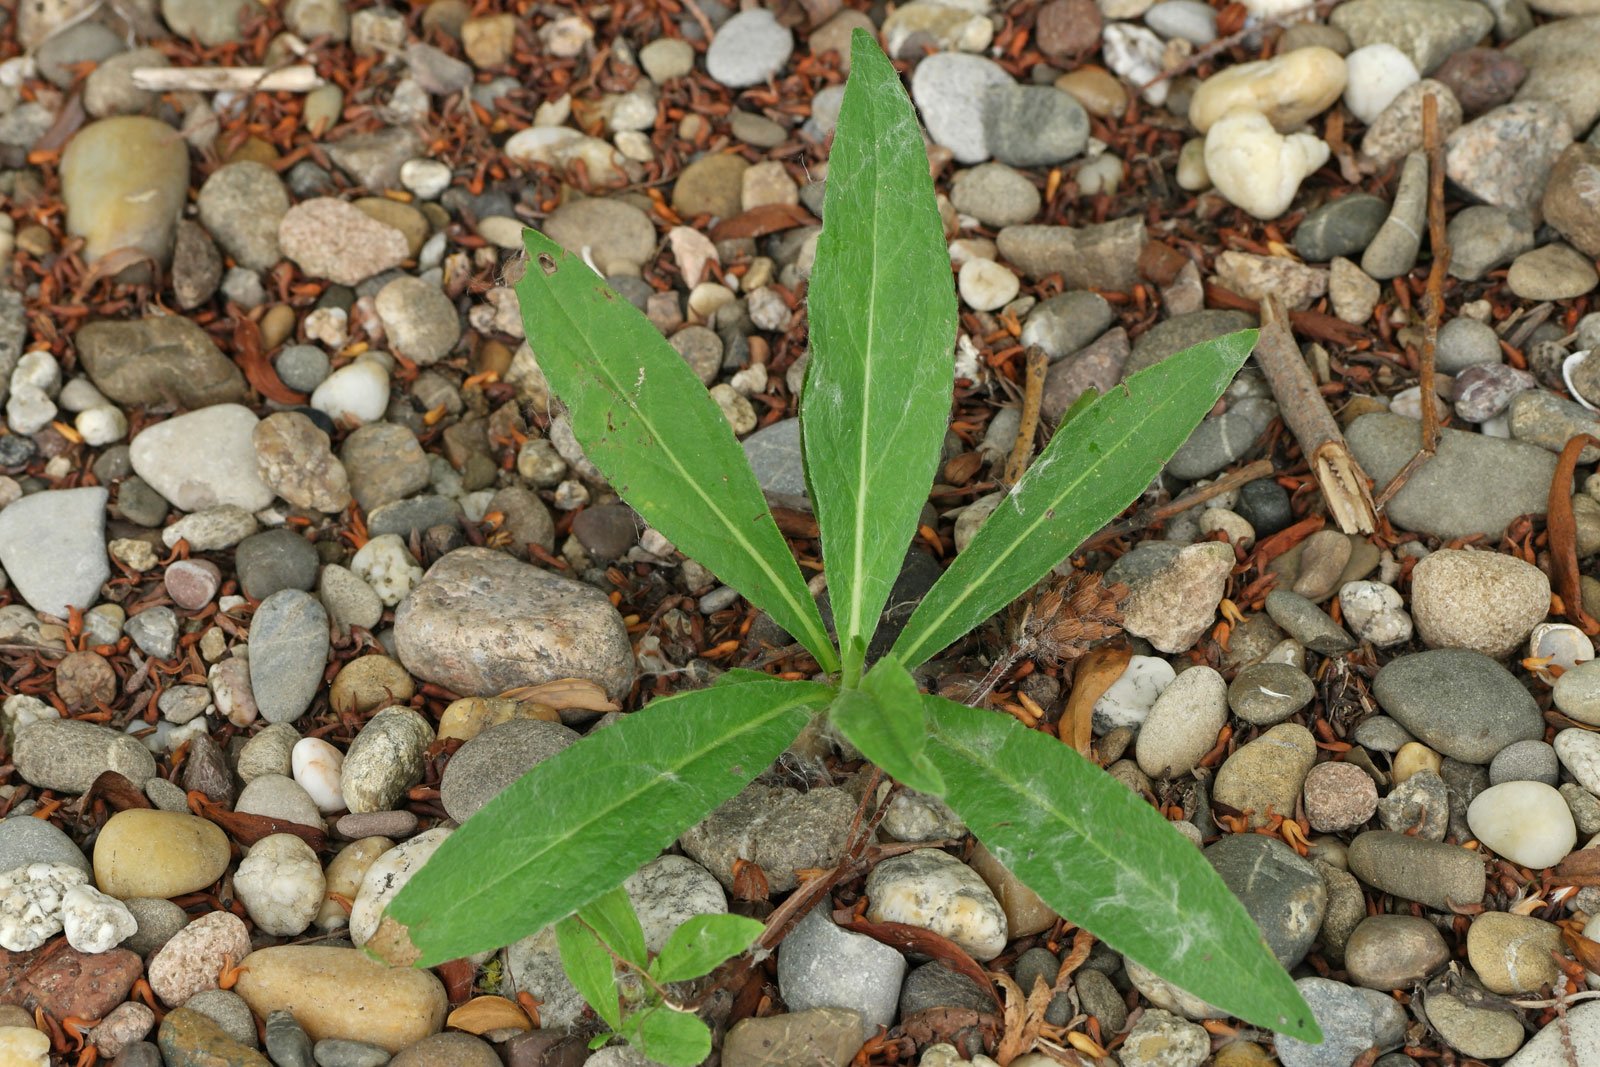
[1003,346,1049,486]
[131,65,325,93]
[1254,296,1378,534]
[1374,93,1448,508]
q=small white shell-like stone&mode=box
[1466,781,1576,870]
[958,258,1020,312]
[1092,654,1176,734]
[1339,580,1413,647]
[1556,728,1600,796]
[350,533,424,607]
[1342,44,1419,125]
[291,736,347,813]
[234,833,326,937]
[310,356,389,426]
[1204,109,1330,220]
[1102,23,1168,106]
[350,825,452,947]
[0,1026,48,1067]
[0,863,87,952]
[75,405,128,446]
[1528,623,1594,683]
[60,882,137,954]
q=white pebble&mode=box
[1092,654,1176,734]
[350,533,424,606]
[399,157,451,200]
[1189,47,1347,133]
[234,833,326,936]
[5,386,56,435]
[958,258,1020,312]
[1528,623,1593,683]
[1556,728,1600,796]
[865,849,1008,960]
[58,378,107,413]
[1466,781,1576,870]
[1342,44,1419,126]
[60,883,137,954]
[0,863,86,952]
[1177,138,1210,191]
[1204,108,1330,220]
[0,1027,48,1067]
[303,306,349,348]
[350,826,451,946]
[1339,581,1413,646]
[291,736,347,813]
[75,406,128,446]
[1136,665,1227,778]
[310,357,390,426]
[1102,23,1168,106]
[11,350,61,395]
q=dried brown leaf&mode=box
[840,915,1002,1012]
[1062,645,1131,757]
[448,995,534,1034]
[709,203,819,241]
[497,678,619,712]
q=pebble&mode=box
[1425,992,1524,1060]
[541,198,656,274]
[705,9,792,88]
[681,783,855,894]
[1543,143,1600,256]
[1507,243,1599,300]
[1328,0,1494,73]
[1344,915,1448,990]
[61,882,138,953]
[340,423,431,512]
[910,53,1015,163]
[621,854,725,954]
[1489,738,1560,786]
[375,276,461,366]
[1213,723,1317,828]
[1344,44,1420,124]
[248,590,330,724]
[235,529,319,600]
[157,1007,269,1067]
[278,198,409,286]
[1432,48,1522,117]
[1116,541,1234,653]
[196,162,288,271]
[1361,153,1429,280]
[722,1008,863,1067]
[1445,103,1572,216]
[147,910,252,1006]
[1206,833,1326,967]
[1204,108,1330,219]
[1120,1010,1209,1067]
[1263,590,1355,654]
[341,706,435,813]
[1409,548,1550,659]
[0,487,109,618]
[1276,977,1402,1067]
[1453,362,1536,422]
[1212,251,1328,311]
[1503,1001,1600,1067]
[1348,830,1486,909]
[0,817,91,877]
[14,718,156,794]
[1189,47,1347,133]
[350,534,424,607]
[234,834,325,936]
[864,849,1007,961]
[1146,0,1217,43]
[311,358,390,426]
[1330,258,1378,324]
[1377,649,1543,765]
[1303,762,1379,832]
[983,85,1089,167]
[1346,413,1555,539]
[1102,22,1169,105]
[90,1002,156,1059]
[184,989,257,1050]
[253,412,350,512]
[1091,654,1175,733]
[1467,912,1562,995]
[1135,665,1226,777]
[61,116,189,271]
[777,906,904,1039]
[1293,195,1388,263]
[997,215,1145,291]
[440,719,577,821]
[395,547,635,700]
[1448,205,1537,281]
[950,163,1042,229]
[93,809,230,900]
[131,404,274,512]
[349,825,450,952]
[957,259,1019,311]
[123,897,190,957]
[1554,658,1600,725]
[232,945,447,1053]
[1556,727,1600,795]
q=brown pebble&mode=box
[0,941,142,1021]
[56,650,117,711]
[1432,48,1525,116]
[1303,761,1379,832]
[165,559,222,610]
[336,810,419,840]
[1035,0,1101,60]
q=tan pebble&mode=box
[1391,741,1443,784]
[353,197,429,256]
[93,809,230,900]
[329,654,416,716]
[147,912,252,1007]
[232,946,447,1053]
[316,836,395,932]
[436,696,559,742]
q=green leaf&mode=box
[517,230,837,673]
[892,331,1256,668]
[556,915,623,1030]
[386,675,830,964]
[924,696,1319,1040]
[828,654,944,793]
[580,885,648,970]
[622,1007,712,1067]
[652,914,766,984]
[801,30,957,684]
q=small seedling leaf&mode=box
[802,29,957,683]
[652,913,766,984]
[579,885,648,970]
[923,695,1319,1040]
[622,1007,713,1067]
[556,915,623,1031]
[828,654,944,794]
[517,230,837,672]
[385,675,829,964]
[892,331,1257,668]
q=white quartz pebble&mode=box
[1092,654,1176,734]
[60,882,137,953]
[310,356,390,426]
[291,736,347,813]
[1343,44,1420,125]
[1204,108,1330,220]
[1556,727,1600,796]
[234,833,326,937]
[958,258,1020,312]
[1466,781,1576,870]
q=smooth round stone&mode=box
[340,706,434,814]
[1344,44,1420,123]
[349,826,451,949]
[1146,0,1217,43]
[969,841,1057,938]
[249,590,331,724]
[122,897,189,957]
[958,258,1020,311]
[1303,761,1379,832]
[93,810,230,900]
[1227,661,1315,725]
[949,163,1041,229]
[1263,590,1355,654]
[1189,47,1347,132]
[639,37,694,81]
[328,655,414,717]
[439,719,578,822]
[1488,739,1559,786]
[130,404,274,512]
[1372,650,1543,763]
[1426,992,1524,1060]
[1554,658,1600,725]
[237,724,299,783]
[183,989,257,1050]
[310,358,389,426]
[291,737,345,813]
[236,774,325,830]
[0,487,111,620]
[1467,912,1562,995]
[1508,242,1599,300]
[1344,915,1448,990]
[1292,194,1389,262]
[374,276,460,366]
[1213,723,1317,829]
[391,1032,499,1067]
[1437,317,1502,374]
[777,905,904,1040]
[1275,977,1398,1067]
[234,529,319,600]
[1204,834,1326,968]
[912,52,1015,164]
[1347,831,1487,910]
[235,834,325,937]
[232,946,447,1054]
[704,9,792,89]
[147,911,252,1007]
[0,813,92,876]
[317,838,393,932]
[864,849,1008,961]
[61,116,190,271]
[1468,781,1575,869]
[1135,665,1227,778]
[983,84,1090,167]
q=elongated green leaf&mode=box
[828,654,944,793]
[892,332,1256,668]
[802,30,957,684]
[652,914,766,984]
[517,231,837,672]
[386,675,830,964]
[924,696,1318,1039]
[622,1007,711,1067]
[580,885,648,970]
[556,916,623,1030]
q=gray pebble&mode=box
[1264,589,1356,654]
[439,719,578,822]
[1488,739,1559,785]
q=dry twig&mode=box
[131,65,324,92]
[1003,346,1050,486]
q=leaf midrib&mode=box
[928,711,1300,1025]
[404,684,824,960]
[532,261,836,670]
[897,361,1212,666]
